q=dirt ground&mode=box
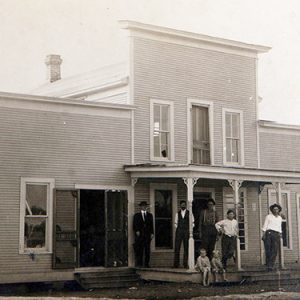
[2,280,300,300]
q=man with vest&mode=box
[174,201,193,268]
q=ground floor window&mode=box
[19,177,55,253]
[150,184,177,250]
[223,187,248,250]
[268,189,291,249]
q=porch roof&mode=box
[124,164,300,184]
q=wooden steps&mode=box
[74,267,141,289]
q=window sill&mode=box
[20,250,52,255]
[152,249,174,253]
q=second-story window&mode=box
[192,105,210,164]
[223,109,244,166]
[150,99,174,161]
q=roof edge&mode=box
[119,20,271,54]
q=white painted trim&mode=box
[259,120,300,131]
[193,187,215,200]
[125,164,300,183]
[267,189,292,250]
[222,187,248,251]
[149,183,177,252]
[255,58,261,168]
[19,177,55,255]
[129,35,135,164]
[131,110,135,165]
[187,99,214,165]
[222,108,245,167]
[150,99,175,162]
[75,184,131,192]
[259,125,300,137]
[119,20,270,58]
[297,193,300,261]
[0,95,134,119]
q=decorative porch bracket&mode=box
[271,182,285,269]
[228,179,243,271]
[183,177,199,270]
[131,177,138,187]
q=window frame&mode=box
[222,187,248,251]
[222,108,244,166]
[19,177,55,254]
[149,183,177,252]
[150,99,174,162]
[267,188,292,250]
[187,98,214,165]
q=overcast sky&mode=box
[1,0,300,124]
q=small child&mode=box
[195,248,211,286]
[211,250,227,283]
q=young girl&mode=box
[211,250,227,282]
[195,248,211,286]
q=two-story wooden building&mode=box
[0,21,300,284]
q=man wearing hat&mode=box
[198,198,219,260]
[133,201,154,267]
[262,203,284,271]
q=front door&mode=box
[192,191,212,258]
[79,189,128,268]
[53,189,128,269]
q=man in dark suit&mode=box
[174,201,191,268]
[133,201,154,267]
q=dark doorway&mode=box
[80,190,105,267]
[79,189,128,268]
[192,191,212,258]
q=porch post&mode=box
[128,177,138,267]
[228,179,243,271]
[183,177,198,270]
[273,182,285,269]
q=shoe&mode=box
[144,264,150,268]
[173,265,179,268]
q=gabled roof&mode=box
[32,62,129,99]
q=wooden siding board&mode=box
[260,131,300,171]
[0,106,131,275]
[133,37,258,167]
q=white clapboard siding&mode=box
[132,37,258,167]
[0,105,131,276]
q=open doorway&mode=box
[80,190,105,267]
[79,189,128,268]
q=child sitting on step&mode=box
[195,248,211,286]
[211,250,227,283]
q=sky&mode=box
[1,0,300,124]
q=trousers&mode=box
[221,235,236,269]
[263,229,280,270]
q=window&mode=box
[223,109,244,166]
[19,178,55,253]
[150,183,177,251]
[187,99,214,165]
[268,189,291,249]
[192,106,210,164]
[150,99,174,161]
[223,187,248,250]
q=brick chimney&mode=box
[45,54,62,83]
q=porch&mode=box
[125,164,300,271]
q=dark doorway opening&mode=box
[80,190,105,267]
[192,191,212,258]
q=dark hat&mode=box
[139,201,148,207]
[227,209,235,215]
[269,203,282,212]
[207,198,216,205]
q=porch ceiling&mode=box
[124,164,300,184]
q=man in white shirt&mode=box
[262,203,283,272]
[215,210,239,270]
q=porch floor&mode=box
[136,263,300,284]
